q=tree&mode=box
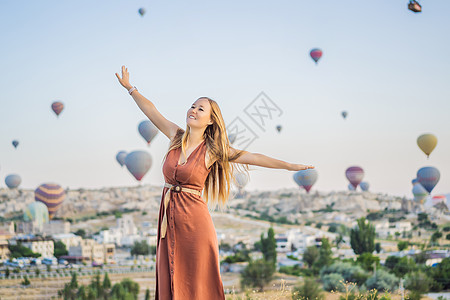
[431,231,442,245]
[130,240,151,256]
[350,217,375,255]
[5,267,10,278]
[375,242,381,253]
[9,243,41,258]
[22,275,30,286]
[405,271,433,300]
[303,246,319,268]
[145,288,151,300]
[74,229,86,238]
[431,257,450,291]
[397,241,409,251]
[313,238,333,271]
[240,259,275,292]
[356,253,380,272]
[260,227,277,268]
[54,241,68,258]
[292,277,325,300]
[103,272,111,290]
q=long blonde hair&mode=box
[163,97,249,209]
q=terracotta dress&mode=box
[155,139,226,300]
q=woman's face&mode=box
[186,98,213,129]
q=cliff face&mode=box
[0,186,416,221]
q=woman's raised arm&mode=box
[115,66,182,140]
[229,147,314,171]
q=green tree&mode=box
[405,271,433,300]
[303,246,319,268]
[356,253,380,272]
[240,259,275,292]
[375,242,381,254]
[292,277,325,300]
[22,275,31,286]
[313,238,333,271]
[145,288,151,300]
[260,227,277,268]
[74,229,86,238]
[103,272,111,290]
[54,241,68,258]
[350,217,375,255]
[431,257,450,291]
[5,267,10,278]
[130,240,151,256]
[397,241,409,251]
[431,231,442,245]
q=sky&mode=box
[0,0,449,198]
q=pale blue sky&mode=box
[0,0,449,198]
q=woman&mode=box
[115,66,314,299]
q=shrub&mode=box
[322,273,345,292]
[292,277,324,300]
[365,269,399,291]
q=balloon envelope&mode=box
[293,169,318,193]
[417,166,440,194]
[23,201,49,227]
[138,8,146,16]
[412,178,418,185]
[310,48,323,64]
[234,172,249,189]
[138,120,158,145]
[412,183,428,204]
[348,183,356,191]
[345,166,364,189]
[116,151,127,167]
[35,183,66,220]
[12,140,19,148]
[5,174,21,189]
[360,181,369,191]
[341,111,348,119]
[51,101,64,117]
[417,134,437,158]
[125,151,152,181]
[276,125,282,133]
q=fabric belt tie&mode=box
[160,182,202,239]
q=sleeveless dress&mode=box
[155,139,226,300]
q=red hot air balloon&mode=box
[51,101,64,117]
[34,183,66,219]
[345,166,364,190]
[310,48,323,65]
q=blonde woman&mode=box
[116,66,314,299]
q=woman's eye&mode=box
[199,108,204,111]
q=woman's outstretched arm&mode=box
[115,66,181,140]
[229,147,314,171]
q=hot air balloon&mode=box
[51,101,64,117]
[412,183,428,204]
[310,48,323,65]
[116,151,127,167]
[234,171,249,197]
[138,120,158,145]
[138,8,146,16]
[360,181,370,192]
[346,166,364,190]
[228,133,237,145]
[417,134,437,158]
[293,169,318,193]
[5,174,21,189]
[23,201,49,230]
[125,151,152,181]
[341,111,348,120]
[412,178,418,185]
[276,125,282,133]
[12,140,19,149]
[348,183,356,191]
[35,183,66,220]
[417,166,440,194]
[408,0,422,13]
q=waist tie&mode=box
[160,182,202,239]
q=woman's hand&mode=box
[288,163,315,171]
[115,65,133,90]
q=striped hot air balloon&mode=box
[51,101,64,117]
[34,183,66,219]
[138,120,159,145]
[417,166,440,194]
[125,151,152,181]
